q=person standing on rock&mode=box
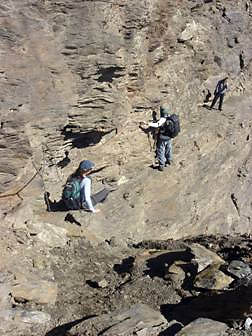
[63,160,114,212]
[210,77,228,111]
[142,105,180,171]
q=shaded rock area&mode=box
[0,233,251,336]
[0,0,252,336]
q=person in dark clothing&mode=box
[210,77,228,111]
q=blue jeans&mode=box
[156,139,172,167]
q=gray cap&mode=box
[79,160,95,171]
[160,105,169,117]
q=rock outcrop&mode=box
[0,0,252,241]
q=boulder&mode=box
[11,280,58,304]
[227,260,252,279]
[71,303,167,336]
[190,243,225,272]
[194,264,234,290]
[166,263,186,286]
[177,318,228,336]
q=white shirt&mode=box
[149,117,166,128]
[80,177,95,212]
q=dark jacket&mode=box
[214,80,228,95]
[159,119,173,141]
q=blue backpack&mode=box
[62,178,82,210]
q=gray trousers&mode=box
[156,138,172,167]
[91,188,110,206]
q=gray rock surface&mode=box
[194,263,234,290]
[177,318,228,336]
[227,260,252,279]
[71,303,167,336]
[0,0,252,243]
[190,243,225,272]
[11,280,58,304]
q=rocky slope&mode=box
[0,0,252,335]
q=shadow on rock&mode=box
[113,256,135,275]
[45,315,97,336]
[44,192,66,212]
[161,283,252,326]
[158,322,183,336]
[144,250,194,279]
[64,213,81,226]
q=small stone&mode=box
[117,176,128,185]
[227,260,252,279]
[166,263,186,286]
[244,317,252,330]
[97,279,108,288]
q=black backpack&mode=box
[163,114,180,138]
[62,178,82,210]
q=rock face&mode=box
[0,0,252,242]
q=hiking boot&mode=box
[165,160,172,166]
[158,165,164,171]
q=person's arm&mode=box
[149,117,166,128]
[222,83,228,93]
[81,177,95,212]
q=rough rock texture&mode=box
[70,303,167,336]
[0,1,252,336]
[176,318,228,336]
[0,0,252,241]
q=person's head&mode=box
[223,77,228,82]
[160,105,169,118]
[78,160,95,176]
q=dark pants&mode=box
[210,93,224,110]
[91,188,110,206]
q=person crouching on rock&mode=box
[63,160,114,213]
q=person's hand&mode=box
[93,209,101,213]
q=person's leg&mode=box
[156,139,166,169]
[210,94,219,109]
[218,94,224,110]
[165,140,173,164]
[91,188,110,206]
